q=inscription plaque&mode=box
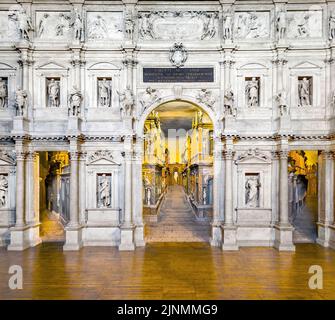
[143,67,214,83]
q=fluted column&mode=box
[15,151,26,228]
[25,151,36,224]
[279,150,289,225]
[124,150,133,227]
[69,151,80,228]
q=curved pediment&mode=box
[88,62,121,71]
[235,149,271,164]
[239,62,268,70]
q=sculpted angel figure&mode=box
[118,86,134,117]
[68,86,83,116]
[0,78,7,108]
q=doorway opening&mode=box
[38,151,69,243]
[288,150,318,243]
[142,100,214,242]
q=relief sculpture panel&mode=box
[36,11,72,39]
[287,11,322,38]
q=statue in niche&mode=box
[70,8,83,41]
[88,15,107,39]
[118,86,134,117]
[125,11,135,41]
[140,87,161,113]
[275,91,288,116]
[245,175,261,208]
[98,174,111,208]
[245,77,259,107]
[224,87,236,116]
[329,11,335,40]
[56,13,70,36]
[196,89,216,108]
[47,79,60,107]
[0,78,7,108]
[276,9,287,40]
[223,10,233,40]
[68,86,83,116]
[0,175,8,208]
[298,77,311,106]
[143,176,151,205]
[38,13,49,37]
[203,186,207,205]
[9,6,33,41]
[15,88,28,116]
[138,12,154,39]
[201,13,216,40]
[98,78,111,107]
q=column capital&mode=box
[69,151,81,161]
[223,149,235,160]
[271,150,280,160]
[25,151,37,161]
[15,151,27,161]
[321,150,334,160]
[278,150,289,160]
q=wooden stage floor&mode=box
[0,243,334,300]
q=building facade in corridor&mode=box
[0,0,334,251]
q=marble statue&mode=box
[298,77,311,106]
[201,13,216,40]
[68,86,83,116]
[138,13,154,39]
[203,186,207,205]
[47,79,60,107]
[98,78,111,107]
[70,8,83,41]
[276,10,287,39]
[224,87,236,116]
[146,187,151,206]
[140,87,161,113]
[275,91,288,116]
[38,13,49,37]
[0,78,7,108]
[98,174,111,208]
[196,89,216,108]
[9,6,33,40]
[245,176,261,207]
[245,77,259,107]
[223,10,233,40]
[88,15,107,39]
[118,86,134,117]
[296,14,310,38]
[329,11,335,40]
[56,13,70,37]
[0,174,8,208]
[125,11,135,41]
[15,88,28,116]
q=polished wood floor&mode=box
[0,243,334,300]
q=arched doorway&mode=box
[139,99,215,242]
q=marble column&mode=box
[119,137,135,250]
[63,151,83,250]
[210,137,224,246]
[274,150,295,251]
[222,146,238,251]
[317,151,334,248]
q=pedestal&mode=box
[63,226,83,251]
[7,225,31,251]
[210,223,222,247]
[12,116,29,134]
[67,116,82,134]
[279,115,291,132]
[123,116,133,131]
[329,225,335,250]
[118,225,135,251]
[316,222,331,247]
[274,224,295,251]
[221,225,239,251]
[223,115,237,133]
[134,224,146,247]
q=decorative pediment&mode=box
[0,62,16,70]
[235,149,270,164]
[0,151,16,166]
[291,61,321,70]
[239,63,268,70]
[87,150,120,165]
[36,62,68,70]
[88,62,121,71]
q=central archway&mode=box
[138,98,217,243]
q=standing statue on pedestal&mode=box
[0,175,8,208]
[68,86,83,116]
[298,77,311,106]
[245,77,259,107]
[224,87,236,116]
[275,91,288,116]
[118,86,134,117]
[125,11,135,41]
[98,174,111,208]
[245,176,261,208]
[98,78,111,107]
[0,78,7,108]
[329,11,335,40]
[70,8,83,41]
[223,9,233,40]
[9,6,34,41]
[15,88,28,116]
[48,79,60,107]
[276,9,287,40]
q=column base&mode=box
[63,225,83,251]
[316,222,331,248]
[274,223,295,251]
[221,224,239,251]
[210,223,222,247]
[134,224,146,247]
[7,225,32,251]
[119,225,135,251]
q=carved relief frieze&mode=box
[234,12,270,40]
[287,11,322,39]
